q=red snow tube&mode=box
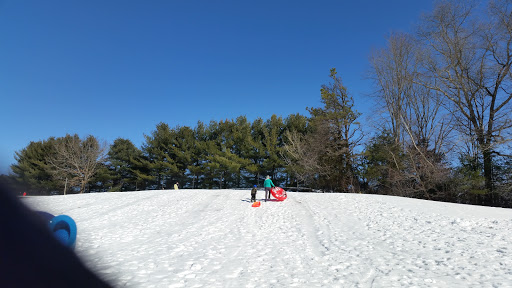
[271,187,287,201]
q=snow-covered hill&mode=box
[23,190,512,288]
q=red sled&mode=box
[252,201,261,207]
[271,187,287,201]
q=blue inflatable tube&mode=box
[37,212,77,250]
[49,215,77,250]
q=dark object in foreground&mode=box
[0,184,113,288]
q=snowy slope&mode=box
[23,190,512,288]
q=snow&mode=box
[23,190,512,288]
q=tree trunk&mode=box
[483,149,493,194]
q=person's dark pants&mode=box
[265,187,271,201]
[251,193,256,202]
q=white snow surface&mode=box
[23,190,512,288]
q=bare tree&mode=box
[418,0,512,193]
[281,129,327,189]
[370,32,416,145]
[369,32,453,198]
[48,134,107,194]
[370,32,453,152]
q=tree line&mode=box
[4,114,309,193]
[2,0,512,207]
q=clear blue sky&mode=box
[0,0,433,174]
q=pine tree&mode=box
[308,68,362,192]
[11,138,59,194]
[107,138,143,191]
[201,119,247,188]
[262,115,286,182]
[187,121,209,188]
[169,126,196,187]
[228,116,253,187]
[247,118,267,185]
[142,123,179,189]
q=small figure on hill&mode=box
[264,175,275,202]
[174,182,179,190]
[251,185,258,202]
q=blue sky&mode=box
[0,0,433,174]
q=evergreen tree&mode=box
[202,120,247,188]
[172,126,197,187]
[89,162,113,192]
[142,123,179,189]
[248,118,268,185]
[308,68,362,192]
[284,114,310,135]
[188,121,209,188]
[229,116,253,187]
[130,154,153,191]
[11,138,59,194]
[363,130,404,194]
[262,115,286,183]
[107,138,144,191]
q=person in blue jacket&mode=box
[263,175,275,202]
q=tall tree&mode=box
[142,123,179,189]
[169,125,196,187]
[418,0,512,196]
[262,115,285,182]
[11,138,59,194]
[213,119,236,187]
[369,33,415,145]
[247,118,267,185]
[364,130,404,195]
[308,68,363,192]
[281,114,312,187]
[369,32,453,198]
[230,116,254,187]
[282,129,323,189]
[203,119,248,188]
[188,121,209,188]
[47,134,107,194]
[107,138,144,191]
